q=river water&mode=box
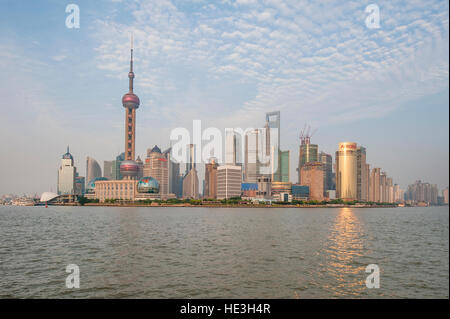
[0,206,448,298]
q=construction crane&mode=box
[300,124,317,145]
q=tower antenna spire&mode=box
[129,32,135,92]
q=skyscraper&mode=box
[143,146,169,196]
[244,129,260,183]
[120,36,141,180]
[369,168,381,202]
[319,152,333,193]
[335,142,358,201]
[86,156,102,186]
[300,162,324,201]
[204,158,218,199]
[104,152,125,180]
[163,147,181,197]
[356,146,369,201]
[405,181,439,205]
[280,150,290,182]
[265,111,280,155]
[185,144,196,176]
[182,167,199,199]
[265,111,281,181]
[57,146,76,195]
[298,141,318,184]
[225,129,242,166]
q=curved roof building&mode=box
[40,192,59,202]
[86,157,102,186]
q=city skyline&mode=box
[0,0,449,195]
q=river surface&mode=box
[0,206,448,298]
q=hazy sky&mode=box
[0,0,448,196]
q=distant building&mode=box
[319,152,333,193]
[256,176,272,199]
[183,167,199,199]
[405,181,439,205]
[95,179,137,202]
[443,187,449,204]
[335,142,358,201]
[225,129,242,166]
[271,182,292,196]
[298,142,318,184]
[136,156,144,179]
[57,146,77,195]
[143,146,169,196]
[244,129,260,183]
[241,183,258,198]
[264,111,281,182]
[300,162,324,201]
[104,152,125,180]
[163,147,181,198]
[369,168,381,202]
[204,158,219,199]
[185,144,196,176]
[217,165,242,199]
[280,150,290,182]
[74,174,85,195]
[356,146,369,201]
[292,184,309,201]
[86,157,102,187]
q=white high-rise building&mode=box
[217,165,242,199]
[244,129,260,183]
[58,146,77,195]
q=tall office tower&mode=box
[244,129,260,183]
[300,162,324,201]
[370,168,381,202]
[136,156,144,179]
[335,142,358,201]
[387,177,393,203]
[431,184,439,205]
[225,129,242,166]
[380,172,387,202]
[185,144,196,175]
[298,139,318,184]
[204,158,219,199]
[103,160,113,180]
[182,167,199,199]
[176,173,184,198]
[393,184,400,202]
[143,146,169,196]
[442,187,449,204]
[356,146,369,201]
[104,152,125,180]
[264,111,281,181]
[280,150,290,182]
[163,147,181,197]
[86,157,102,186]
[265,111,280,154]
[57,146,77,195]
[120,36,141,180]
[217,165,242,199]
[365,163,370,200]
[319,152,333,194]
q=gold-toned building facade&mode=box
[336,142,358,201]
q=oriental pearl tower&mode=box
[120,35,141,180]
